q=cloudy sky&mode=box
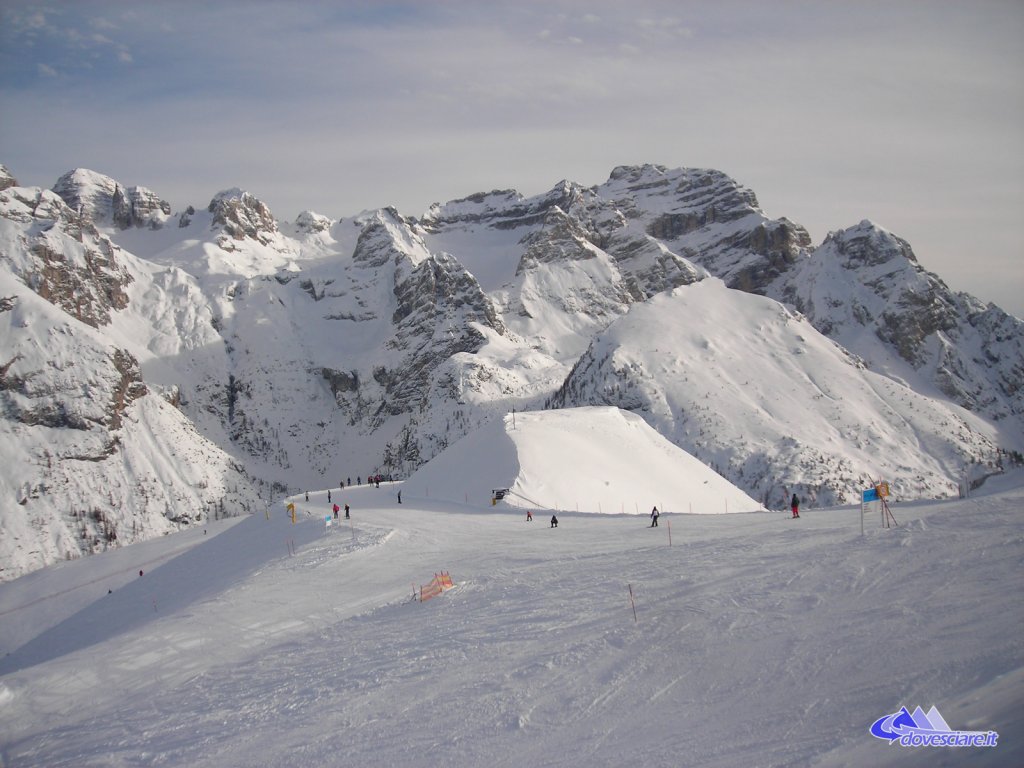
[2,1,1022,316]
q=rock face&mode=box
[594,164,813,293]
[292,210,332,234]
[2,186,132,327]
[52,168,170,230]
[208,189,278,242]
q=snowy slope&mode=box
[0,409,1020,767]
[550,280,1000,508]
[404,406,762,514]
[0,187,261,582]
[772,220,1024,443]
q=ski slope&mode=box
[0,411,1021,767]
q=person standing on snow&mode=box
[333,503,340,520]
[344,503,350,520]
[791,493,800,519]
[650,506,660,527]
[526,510,533,522]
[550,514,558,528]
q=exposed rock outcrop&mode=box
[53,168,170,229]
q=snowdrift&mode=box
[402,406,763,514]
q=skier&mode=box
[650,506,660,527]
[791,493,800,519]
[333,503,340,520]
[344,503,350,520]
[328,489,332,504]
[305,491,309,502]
[397,490,402,504]
[526,510,533,522]
[550,514,558,528]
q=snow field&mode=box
[0,474,1021,767]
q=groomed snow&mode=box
[404,406,762,514]
[0,409,1021,767]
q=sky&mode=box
[1,0,1022,317]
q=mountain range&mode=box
[1,161,1021,581]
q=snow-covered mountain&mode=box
[769,220,1024,427]
[1,161,1021,580]
[0,181,259,581]
[547,280,1000,508]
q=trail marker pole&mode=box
[667,519,672,547]
[881,497,897,528]
[628,584,638,623]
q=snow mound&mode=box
[403,406,763,513]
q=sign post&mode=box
[860,487,879,536]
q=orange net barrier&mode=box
[420,571,454,602]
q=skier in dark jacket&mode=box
[550,514,558,528]
[650,506,660,527]
[791,494,800,519]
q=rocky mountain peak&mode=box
[53,168,117,218]
[1,186,133,328]
[352,207,430,269]
[606,163,670,185]
[823,220,918,267]
[292,210,332,234]
[769,218,1024,431]
[112,184,171,230]
[52,168,170,230]
[207,189,278,243]
[0,163,17,191]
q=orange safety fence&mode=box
[420,571,455,602]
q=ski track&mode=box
[0,484,1021,767]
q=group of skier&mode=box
[302,474,406,521]
[301,489,806,530]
